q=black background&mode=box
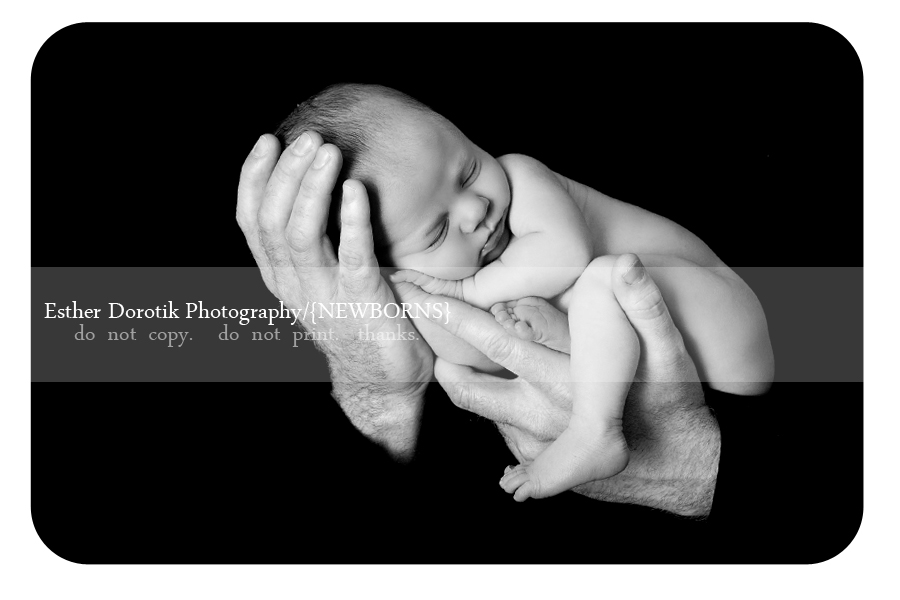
[31,24,862,563]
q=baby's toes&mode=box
[511,303,543,325]
[513,481,535,502]
[500,465,530,494]
[490,302,508,316]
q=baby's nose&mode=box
[458,195,490,234]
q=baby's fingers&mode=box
[389,269,435,288]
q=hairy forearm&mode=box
[325,338,428,462]
[331,381,425,461]
[574,386,721,517]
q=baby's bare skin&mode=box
[380,99,771,501]
[491,297,571,354]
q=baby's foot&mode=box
[490,297,570,353]
[499,418,629,502]
[499,463,536,502]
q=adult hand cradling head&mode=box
[237,132,720,515]
[236,131,433,460]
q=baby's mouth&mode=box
[480,211,509,260]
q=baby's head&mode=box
[275,83,511,280]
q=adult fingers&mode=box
[258,131,324,269]
[236,135,282,293]
[286,139,343,272]
[336,179,382,300]
[236,134,277,232]
[236,135,278,256]
[415,293,569,384]
[435,359,568,440]
[434,358,523,425]
[611,254,694,383]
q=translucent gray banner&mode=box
[31,266,861,383]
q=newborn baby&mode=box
[276,83,774,502]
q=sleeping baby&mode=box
[275,83,774,502]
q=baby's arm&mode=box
[464,154,592,309]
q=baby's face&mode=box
[376,109,511,280]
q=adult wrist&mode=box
[571,403,720,517]
[331,378,427,462]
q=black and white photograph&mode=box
[28,23,862,567]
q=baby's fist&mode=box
[389,270,465,300]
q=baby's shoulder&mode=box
[497,153,561,187]
[497,153,573,213]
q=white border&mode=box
[3,2,896,599]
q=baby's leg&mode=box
[491,297,571,353]
[499,256,638,501]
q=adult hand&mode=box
[236,132,434,460]
[396,254,720,516]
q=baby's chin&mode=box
[480,222,511,267]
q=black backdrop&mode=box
[31,24,862,563]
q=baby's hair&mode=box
[275,83,437,262]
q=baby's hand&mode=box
[390,270,466,301]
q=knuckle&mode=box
[483,331,517,364]
[339,244,364,269]
[258,231,286,266]
[256,207,280,237]
[448,383,474,411]
[285,224,314,253]
[235,209,249,232]
[340,271,370,299]
[271,160,295,187]
[633,284,668,320]
[447,384,472,410]
[299,173,322,198]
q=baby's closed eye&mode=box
[425,217,449,251]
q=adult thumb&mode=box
[611,254,690,381]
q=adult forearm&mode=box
[326,341,428,462]
[331,380,426,461]
[574,399,721,517]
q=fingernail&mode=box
[291,132,313,156]
[342,181,354,201]
[623,258,646,285]
[312,147,331,169]
[252,135,267,156]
